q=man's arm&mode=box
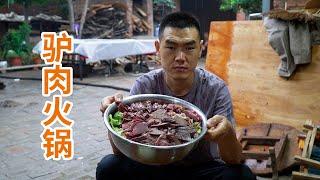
[207,84,242,164]
[108,131,124,156]
[103,79,146,155]
[100,94,124,156]
[207,116,242,164]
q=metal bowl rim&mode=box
[103,94,207,149]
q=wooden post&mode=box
[294,155,320,169]
[269,147,278,180]
[126,0,133,37]
[146,0,153,36]
[308,127,317,158]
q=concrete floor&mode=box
[0,72,131,179]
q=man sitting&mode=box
[98,12,255,180]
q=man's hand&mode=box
[100,93,123,116]
[100,93,123,155]
[205,115,233,143]
[205,115,242,164]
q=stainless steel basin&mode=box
[104,94,207,165]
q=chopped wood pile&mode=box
[268,9,320,22]
[132,6,150,35]
[82,3,129,39]
[81,2,150,39]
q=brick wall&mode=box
[273,0,308,10]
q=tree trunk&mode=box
[67,0,75,33]
[23,0,29,24]
[79,0,90,38]
[23,0,30,44]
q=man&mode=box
[97,12,255,180]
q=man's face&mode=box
[155,27,202,81]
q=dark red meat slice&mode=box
[132,122,149,136]
[184,110,201,122]
[115,101,201,146]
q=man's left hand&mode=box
[205,115,234,143]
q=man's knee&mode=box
[223,164,256,180]
[96,154,124,179]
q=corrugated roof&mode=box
[0,12,68,23]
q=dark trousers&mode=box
[96,154,256,180]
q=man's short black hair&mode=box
[158,12,201,40]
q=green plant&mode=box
[219,0,262,14]
[20,51,32,65]
[0,49,3,60]
[1,23,32,63]
[5,50,19,59]
[31,53,40,59]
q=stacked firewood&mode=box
[81,3,150,39]
[132,6,150,35]
[82,3,130,39]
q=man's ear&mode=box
[155,40,161,64]
[199,40,204,58]
[155,40,160,52]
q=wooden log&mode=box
[91,4,112,13]
[142,20,151,29]
[132,14,141,24]
[135,6,147,17]
[82,3,129,39]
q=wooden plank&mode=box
[308,127,317,158]
[303,131,312,158]
[301,130,313,172]
[241,136,280,146]
[275,134,288,162]
[242,150,270,159]
[295,155,320,169]
[267,134,288,167]
[264,123,271,136]
[241,140,248,149]
[303,120,320,132]
[304,120,314,130]
[292,171,320,180]
[241,136,281,141]
[240,123,301,175]
[206,21,320,131]
[269,147,278,180]
[0,64,50,71]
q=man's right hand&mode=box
[100,93,123,116]
[100,93,124,155]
